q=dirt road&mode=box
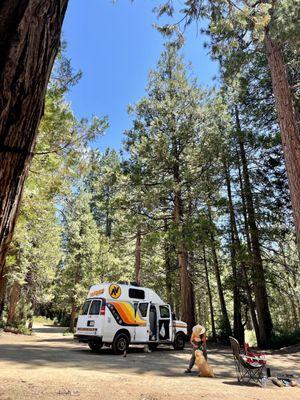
[0,324,299,400]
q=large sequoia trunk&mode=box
[0,0,69,277]
[264,31,300,248]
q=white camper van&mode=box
[74,282,187,354]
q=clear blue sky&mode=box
[62,0,219,151]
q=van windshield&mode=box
[81,300,91,315]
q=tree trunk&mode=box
[135,226,142,285]
[174,190,195,335]
[69,302,78,333]
[281,244,299,328]
[207,206,232,337]
[264,31,300,249]
[171,137,195,335]
[164,219,174,309]
[235,108,273,348]
[236,160,252,253]
[224,161,244,345]
[236,153,261,344]
[6,280,21,326]
[203,246,216,341]
[0,266,7,318]
[0,0,69,278]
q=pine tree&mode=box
[58,189,101,332]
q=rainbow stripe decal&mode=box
[107,301,146,326]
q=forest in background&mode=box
[0,1,299,350]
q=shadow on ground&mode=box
[0,339,235,378]
[0,325,298,383]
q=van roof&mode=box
[87,282,165,304]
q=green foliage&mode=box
[17,324,33,336]
[3,23,300,345]
[270,328,300,350]
[54,189,101,312]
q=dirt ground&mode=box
[0,324,299,400]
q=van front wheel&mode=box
[173,333,185,350]
[112,333,129,355]
[88,341,103,352]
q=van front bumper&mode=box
[74,334,103,344]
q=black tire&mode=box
[112,333,129,355]
[173,332,185,350]
[148,343,159,351]
[88,341,103,352]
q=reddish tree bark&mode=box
[264,31,300,249]
[0,0,68,278]
[69,303,79,333]
[6,280,21,326]
[0,266,7,317]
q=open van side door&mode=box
[158,304,172,341]
[134,302,150,343]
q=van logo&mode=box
[109,284,121,299]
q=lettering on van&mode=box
[89,288,104,297]
[109,284,121,299]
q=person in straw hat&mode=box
[185,324,207,373]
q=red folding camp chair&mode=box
[229,336,266,386]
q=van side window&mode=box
[89,300,102,315]
[138,303,148,318]
[81,300,91,315]
[159,305,170,318]
[129,288,145,299]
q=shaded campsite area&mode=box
[0,324,299,400]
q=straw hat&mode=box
[193,324,206,336]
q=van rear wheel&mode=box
[173,333,185,350]
[88,341,103,352]
[112,333,129,355]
